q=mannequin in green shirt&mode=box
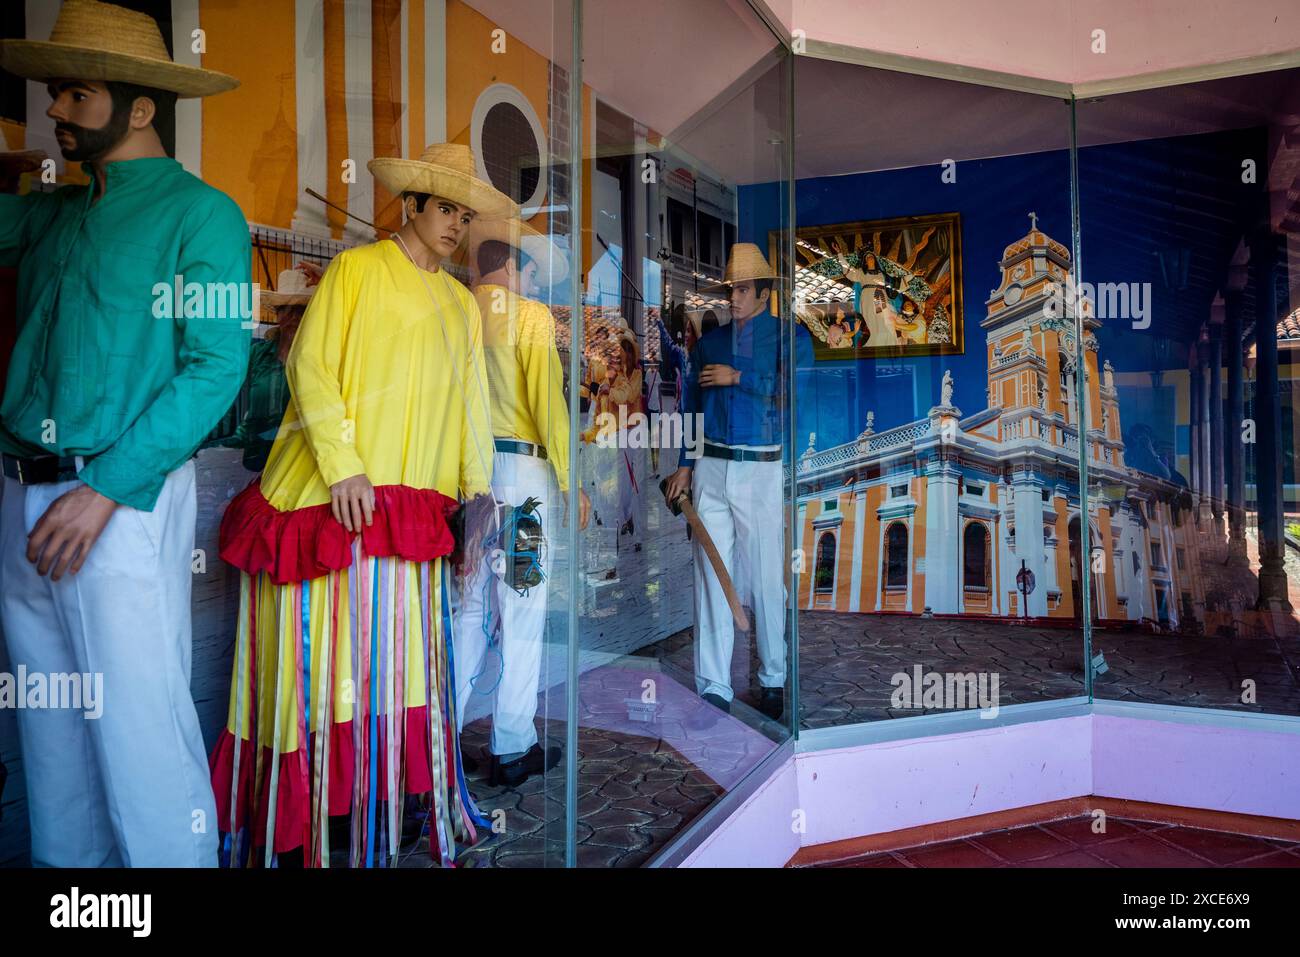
[0,0,245,868]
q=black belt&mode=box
[495,439,548,460]
[702,443,781,463]
[1,452,89,486]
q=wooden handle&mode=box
[675,495,750,633]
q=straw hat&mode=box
[0,0,239,99]
[368,143,516,222]
[462,215,569,287]
[702,242,777,292]
[261,267,319,309]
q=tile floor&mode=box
[821,817,1300,868]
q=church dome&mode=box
[1001,215,1071,264]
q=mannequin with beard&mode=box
[0,0,246,867]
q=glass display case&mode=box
[0,0,1296,871]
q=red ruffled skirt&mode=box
[209,480,484,867]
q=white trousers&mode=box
[454,451,553,757]
[0,460,216,867]
[691,455,787,701]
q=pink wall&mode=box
[682,712,1300,866]
[791,0,1300,86]
[1092,715,1300,820]
[679,755,802,868]
[792,718,1093,848]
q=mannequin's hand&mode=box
[330,473,375,532]
[27,484,118,580]
[699,364,740,388]
[664,466,692,506]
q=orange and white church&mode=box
[796,218,1207,629]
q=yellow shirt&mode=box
[259,239,494,511]
[474,283,572,491]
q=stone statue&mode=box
[1103,358,1115,390]
[802,432,817,459]
[941,370,954,406]
[865,411,874,432]
[1022,326,1034,354]
[1037,380,1047,409]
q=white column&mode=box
[1012,473,1048,616]
[798,503,812,611]
[292,0,330,237]
[923,462,960,614]
[171,0,202,176]
[848,490,866,612]
[23,1,60,168]
[874,521,886,612]
[424,0,447,146]
[399,0,409,160]
[343,0,376,244]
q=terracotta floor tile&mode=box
[1151,827,1282,865]
[899,840,1003,868]
[1228,851,1300,868]
[1085,835,1210,868]
[1041,816,1147,846]
[1018,849,1114,868]
[839,853,911,868]
[970,826,1074,863]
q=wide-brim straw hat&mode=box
[261,267,318,309]
[461,215,569,287]
[0,0,239,99]
[702,242,778,293]
[368,143,516,222]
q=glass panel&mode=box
[444,0,578,868]
[790,63,1086,730]
[571,0,796,865]
[1076,67,1300,716]
[0,0,581,868]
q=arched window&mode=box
[885,522,909,588]
[963,522,990,588]
[814,532,836,593]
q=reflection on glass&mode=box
[790,64,1083,728]
[570,0,796,867]
[1078,68,1300,717]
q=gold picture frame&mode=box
[770,212,964,361]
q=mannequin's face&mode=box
[519,258,539,298]
[729,281,763,321]
[46,79,131,161]
[408,195,475,259]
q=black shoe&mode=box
[687,692,730,731]
[758,687,785,721]
[488,744,561,788]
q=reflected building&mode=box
[797,219,1206,629]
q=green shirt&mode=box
[0,158,252,510]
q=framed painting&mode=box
[770,212,964,360]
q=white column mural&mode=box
[343,0,375,244]
[22,2,60,167]
[171,0,202,176]
[292,0,329,237]
[923,462,960,614]
[424,0,447,146]
[848,489,866,612]
[1012,473,1048,616]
